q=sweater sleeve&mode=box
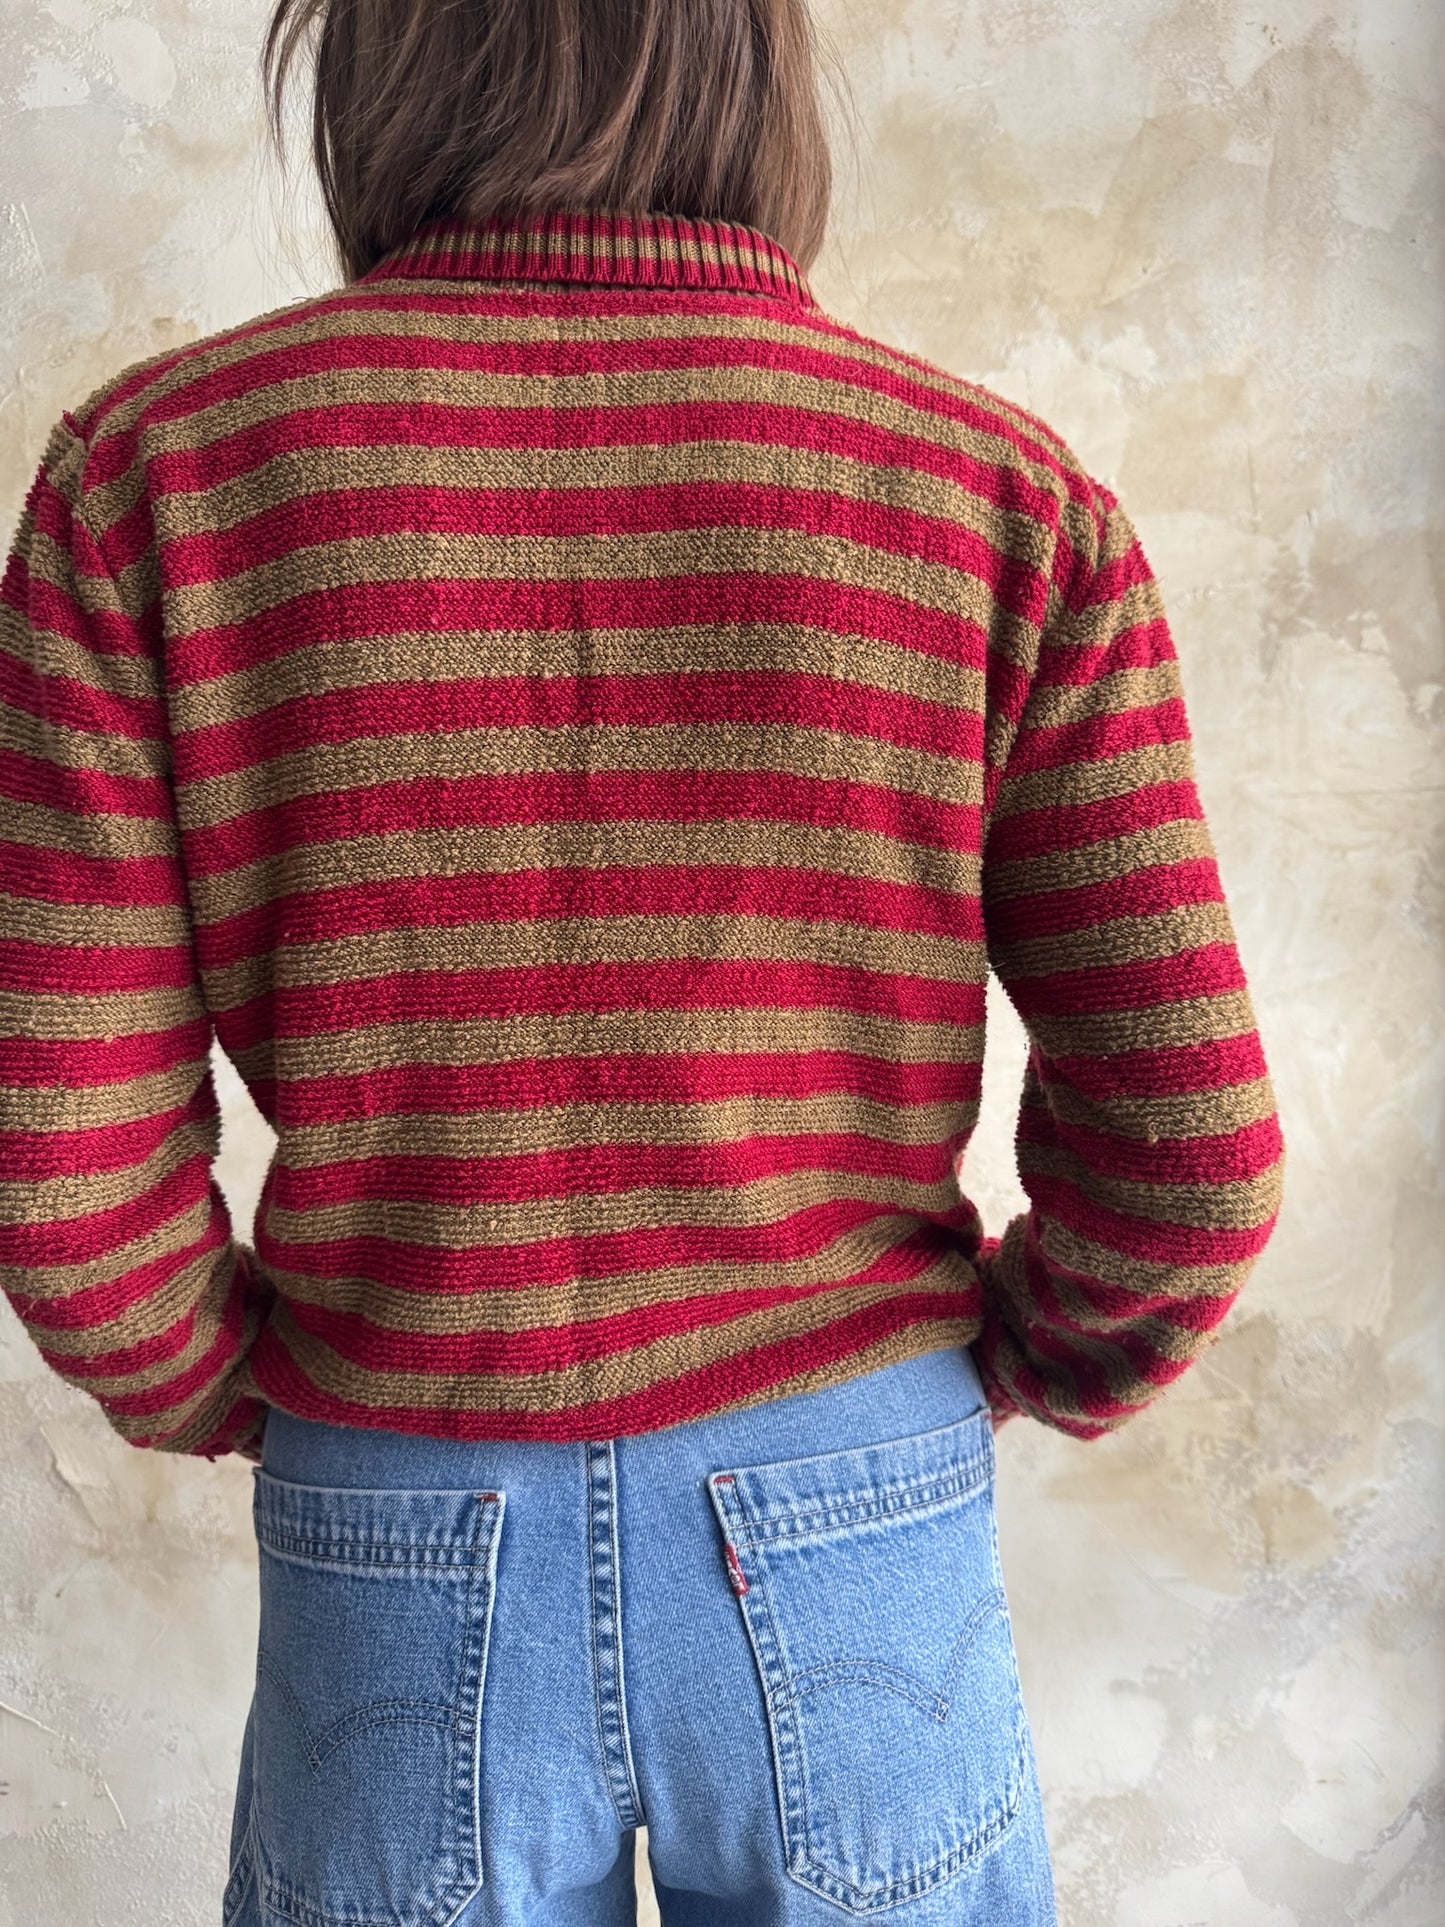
[971,480,1285,1439]
[0,414,274,1463]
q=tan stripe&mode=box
[0,976,202,1043]
[2,794,181,865]
[169,620,989,736]
[125,356,1033,491]
[244,1002,983,1078]
[283,1091,981,1166]
[1020,1069,1270,1145]
[1013,989,1264,1062]
[262,1159,965,1248]
[1094,503,1149,567]
[986,1227,1280,1412]
[1012,652,1182,735]
[335,284,1097,491]
[0,686,168,782]
[10,946,985,1054]
[79,295,1080,513]
[1,1062,207,1135]
[1005,1300,1205,1406]
[985,815,1214,900]
[2,524,141,642]
[10,1167,216,1322]
[183,722,985,845]
[164,518,1001,641]
[11,508,157,629]
[988,1215,1255,1323]
[988,737,1201,819]
[1049,571,1163,647]
[994,1233,1240,1356]
[987,899,1238,980]
[42,1252,262,1413]
[145,434,1052,592]
[1015,1135,1284,1231]
[7,762,981,899]
[267,1214,946,1336]
[1,1095,212,1234]
[4,605,991,807]
[262,1262,979,1415]
[1037,1070,1278,1140]
[184,816,978,926]
[207,915,989,1025]
[5,1002,986,1148]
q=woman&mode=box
[0,1,1285,1921]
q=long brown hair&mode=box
[262,0,853,285]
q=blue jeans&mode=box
[223,1343,1058,1925]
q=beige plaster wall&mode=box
[2,3,1441,1922]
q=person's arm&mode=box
[0,413,273,1462]
[972,477,1285,1438]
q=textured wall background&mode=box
[2,2,1441,1922]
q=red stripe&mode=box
[0,1102,187,1180]
[269,1130,957,1213]
[246,1282,978,1441]
[0,839,185,909]
[0,744,170,819]
[183,768,982,876]
[987,779,1205,861]
[985,855,1225,940]
[243,1052,985,1123]
[1,577,151,691]
[1027,611,1174,686]
[0,1141,213,1268]
[0,1019,208,1088]
[254,1195,919,1296]
[1038,1029,1271,1094]
[85,315,1097,525]
[1001,696,1194,775]
[240,957,982,1037]
[77,1287,247,1419]
[1007,1165,1278,1267]
[139,393,1057,589]
[284,1252,953,1378]
[195,864,985,968]
[990,943,1247,1015]
[166,574,995,695]
[158,478,1025,600]
[1016,1106,1283,1188]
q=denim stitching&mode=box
[781,1659,946,1716]
[452,1494,490,1901]
[719,1442,1028,1913]
[586,1441,644,1830]
[254,1493,499,1927]
[222,1804,258,1925]
[738,1459,991,1541]
[731,1515,822,1884]
[258,1538,481,1569]
[796,1727,1029,1913]
[938,1586,1012,1708]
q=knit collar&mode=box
[360,205,816,310]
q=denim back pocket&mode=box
[707,1404,1028,1914]
[250,1470,505,1927]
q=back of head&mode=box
[262,0,847,283]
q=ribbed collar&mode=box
[361,206,816,310]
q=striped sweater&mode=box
[0,206,1284,1463]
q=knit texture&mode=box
[0,206,1284,1462]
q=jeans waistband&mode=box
[260,1339,987,1492]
